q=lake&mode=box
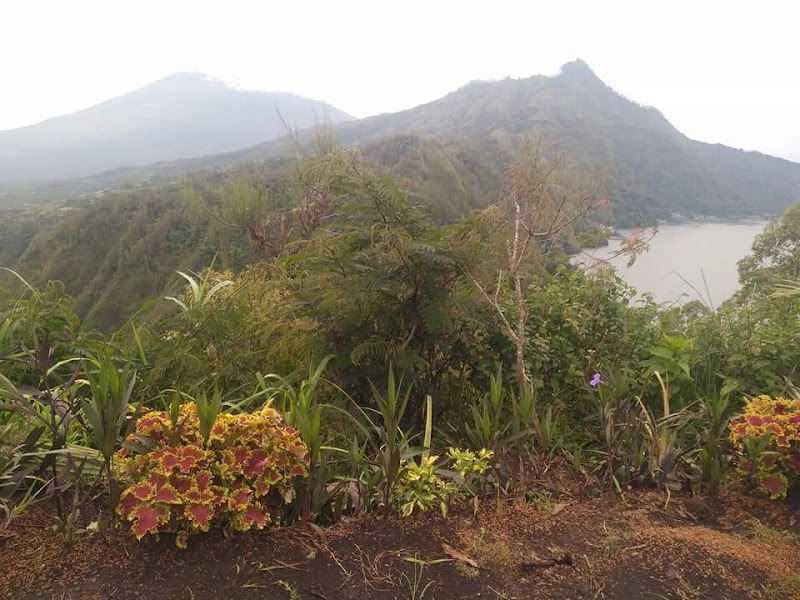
[575,221,768,307]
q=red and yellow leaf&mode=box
[153,484,181,504]
[784,454,800,474]
[131,504,170,540]
[130,483,155,501]
[760,473,789,499]
[119,491,139,518]
[245,450,268,478]
[176,530,189,549]
[172,476,193,494]
[186,504,214,529]
[228,488,251,510]
[237,504,270,531]
[254,479,271,497]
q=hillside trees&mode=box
[220,140,619,411]
[220,155,349,261]
[269,155,485,413]
[738,201,800,295]
[7,179,258,333]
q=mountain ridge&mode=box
[0,73,354,182]
[2,60,799,224]
[200,59,800,222]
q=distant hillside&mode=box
[0,73,353,183]
[326,60,800,222]
[360,134,506,221]
[9,60,797,223]
[0,176,261,331]
[190,59,800,223]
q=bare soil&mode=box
[1,488,799,600]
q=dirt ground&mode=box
[1,488,799,600]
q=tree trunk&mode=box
[513,271,528,387]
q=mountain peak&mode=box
[556,59,603,83]
[146,71,231,91]
[160,71,210,81]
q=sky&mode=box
[1,0,798,161]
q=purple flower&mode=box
[589,373,602,388]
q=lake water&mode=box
[575,221,768,307]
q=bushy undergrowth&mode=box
[3,155,800,547]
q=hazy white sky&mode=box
[2,0,798,160]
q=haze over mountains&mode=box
[253,59,800,222]
[0,72,354,182]
[2,60,799,225]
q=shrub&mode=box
[389,449,493,517]
[447,447,494,481]
[694,297,800,396]
[390,455,458,517]
[116,403,309,547]
[728,395,800,499]
[525,268,660,416]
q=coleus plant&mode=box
[728,394,800,499]
[115,402,309,547]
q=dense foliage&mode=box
[2,142,800,550]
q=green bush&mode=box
[525,267,659,414]
[688,297,800,397]
[389,449,493,517]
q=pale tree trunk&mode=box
[461,142,603,389]
[510,194,530,387]
[513,271,527,387]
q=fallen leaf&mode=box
[551,502,567,516]
[442,543,479,568]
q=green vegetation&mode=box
[5,60,800,338]
[2,136,800,558]
[0,175,261,331]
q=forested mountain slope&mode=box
[230,59,800,222]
